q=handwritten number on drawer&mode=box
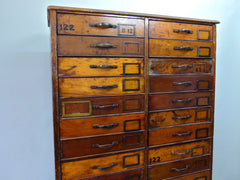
[59,24,75,31]
[150,156,160,163]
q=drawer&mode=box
[58,36,144,56]
[61,132,145,159]
[60,113,145,139]
[149,20,213,41]
[57,13,144,37]
[60,95,144,118]
[149,76,213,93]
[149,39,213,57]
[169,171,211,180]
[149,92,213,111]
[59,77,144,98]
[148,140,211,165]
[149,59,213,75]
[58,57,144,77]
[149,108,211,129]
[61,151,144,179]
[148,156,210,180]
[149,123,212,146]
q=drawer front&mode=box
[60,113,145,139]
[59,77,145,98]
[58,57,144,77]
[170,171,211,180]
[149,76,213,93]
[148,140,210,165]
[149,108,211,129]
[149,39,213,57]
[149,123,212,146]
[58,36,144,56]
[61,151,144,179]
[60,95,145,118]
[148,156,210,180]
[61,132,145,159]
[149,20,213,41]
[149,59,213,75]
[149,92,213,111]
[57,13,144,37]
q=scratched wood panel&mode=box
[169,171,210,180]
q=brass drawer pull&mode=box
[171,165,190,172]
[92,141,119,149]
[172,81,193,86]
[172,65,193,69]
[173,29,193,34]
[174,46,194,50]
[90,43,117,48]
[172,115,192,120]
[173,131,192,137]
[92,104,119,109]
[90,64,118,69]
[92,123,119,129]
[91,85,118,89]
[92,162,118,170]
[172,98,192,103]
[172,149,192,156]
[90,22,117,28]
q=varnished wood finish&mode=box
[169,171,211,180]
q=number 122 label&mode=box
[118,24,136,36]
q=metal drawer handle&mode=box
[174,46,194,51]
[90,43,117,48]
[92,141,119,149]
[172,65,193,69]
[172,98,192,103]
[173,131,192,137]
[93,123,119,129]
[172,115,192,120]
[92,162,118,170]
[92,104,119,109]
[172,81,193,86]
[173,29,193,34]
[171,165,190,172]
[172,149,192,156]
[90,22,117,28]
[91,85,118,89]
[90,65,118,69]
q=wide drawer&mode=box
[61,131,144,159]
[58,57,144,77]
[59,77,144,98]
[149,108,211,129]
[149,59,213,75]
[149,20,213,41]
[149,123,212,146]
[58,36,144,56]
[60,95,144,118]
[149,39,213,57]
[148,156,210,180]
[148,140,211,165]
[60,113,145,139]
[149,76,213,93]
[61,151,144,179]
[169,171,211,180]
[149,92,213,111]
[57,13,144,37]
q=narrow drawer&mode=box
[148,156,210,180]
[57,13,144,37]
[60,95,144,118]
[61,151,144,179]
[149,92,213,111]
[58,57,144,77]
[58,36,144,56]
[149,59,213,75]
[148,140,211,165]
[149,123,212,146]
[169,171,211,180]
[59,77,144,98]
[149,76,213,93]
[61,132,144,159]
[149,108,211,129]
[149,20,213,41]
[60,113,145,139]
[149,39,213,57]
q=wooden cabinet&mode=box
[48,6,219,180]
